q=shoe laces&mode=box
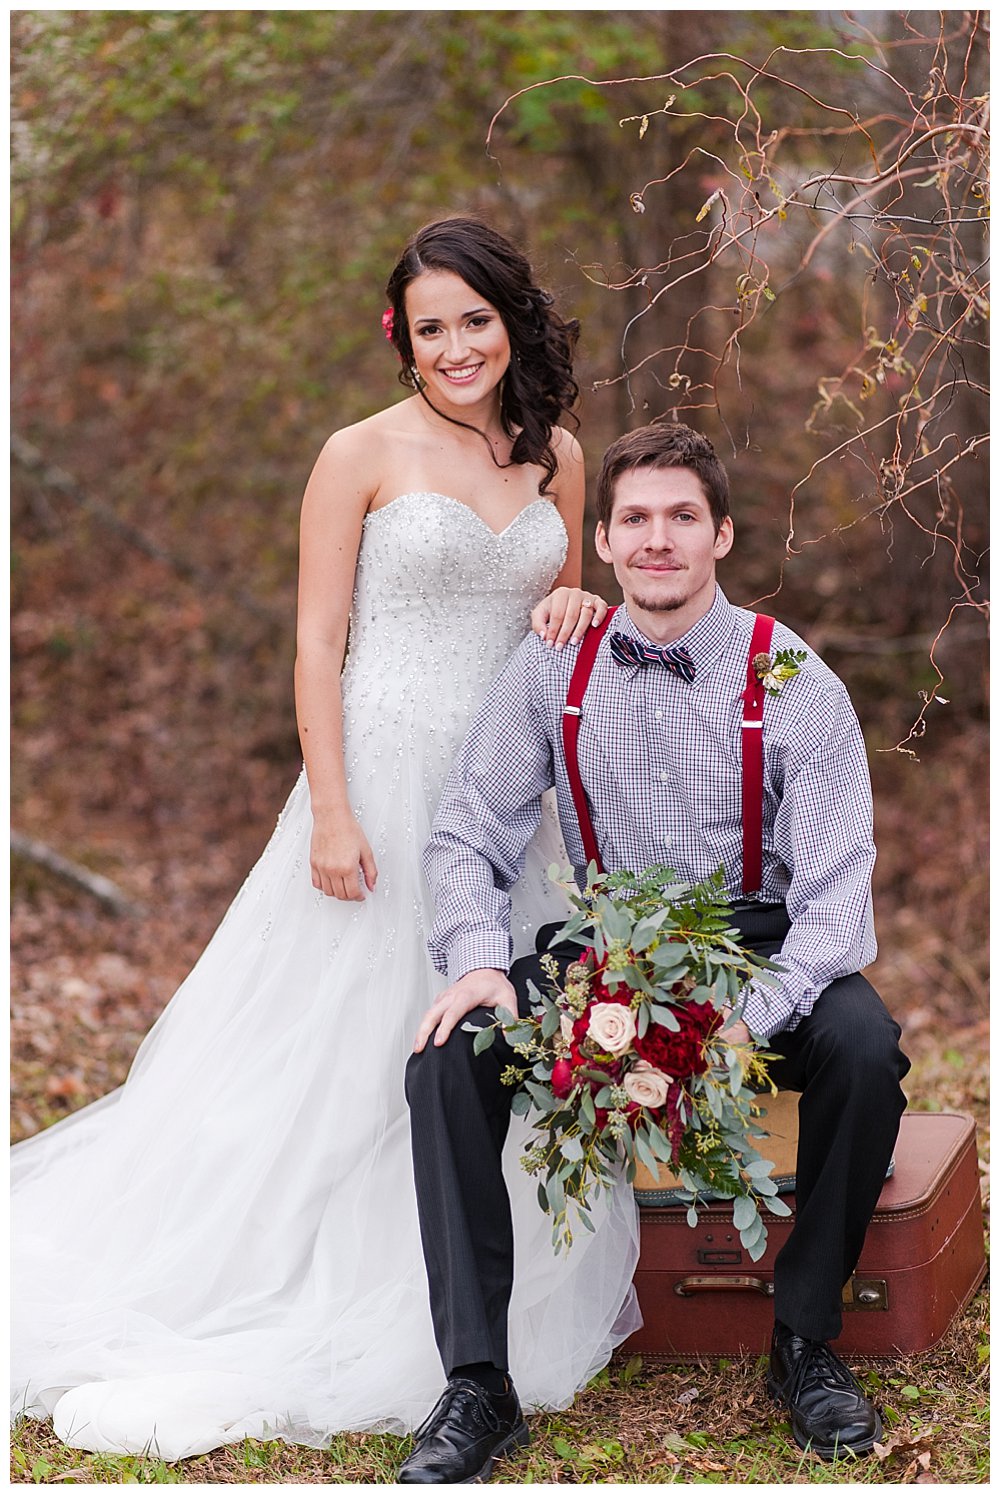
[785,1339,863,1408]
[413,1377,503,1442]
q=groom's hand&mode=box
[721,1006,753,1049]
[413,969,517,1052]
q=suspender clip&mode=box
[563,705,582,717]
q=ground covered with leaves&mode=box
[11,728,989,1485]
[11,1303,989,1484]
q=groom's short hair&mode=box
[596,423,731,535]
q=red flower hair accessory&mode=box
[381,307,395,341]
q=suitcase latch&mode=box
[698,1249,743,1265]
[842,1276,889,1311]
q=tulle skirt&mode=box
[12,769,641,1460]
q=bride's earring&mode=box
[409,363,422,388]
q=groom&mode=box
[400,422,909,1483]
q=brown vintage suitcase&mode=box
[626,1110,986,1360]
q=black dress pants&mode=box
[404,905,910,1371]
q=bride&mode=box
[12,217,641,1462]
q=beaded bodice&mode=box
[339,491,567,791]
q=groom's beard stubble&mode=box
[629,592,687,613]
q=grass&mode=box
[10,730,989,1485]
[10,1291,988,1484]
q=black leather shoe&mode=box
[399,1376,530,1484]
[767,1327,882,1459]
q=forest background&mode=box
[10,7,989,1485]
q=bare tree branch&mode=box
[11,830,144,917]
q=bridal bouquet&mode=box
[470,865,791,1259]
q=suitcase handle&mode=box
[674,1274,775,1298]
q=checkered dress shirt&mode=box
[424,586,877,1040]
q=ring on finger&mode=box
[580,597,595,608]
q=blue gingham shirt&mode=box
[424,586,877,1040]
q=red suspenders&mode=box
[740,613,775,895]
[561,609,775,894]
[561,608,617,874]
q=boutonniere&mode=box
[752,647,807,697]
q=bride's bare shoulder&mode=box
[304,400,425,511]
[316,399,425,476]
[338,396,429,439]
[551,424,585,471]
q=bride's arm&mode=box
[530,429,610,648]
[295,429,378,902]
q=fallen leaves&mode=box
[872,1423,940,1481]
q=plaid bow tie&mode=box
[609,630,696,682]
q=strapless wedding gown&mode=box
[12,492,641,1461]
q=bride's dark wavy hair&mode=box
[384,217,580,494]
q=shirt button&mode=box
[654,710,663,721]
[659,770,669,783]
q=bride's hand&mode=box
[309,811,378,901]
[531,587,609,649]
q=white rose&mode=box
[586,1002,637,1055]
[560,1012,576,1044]
[623,1060,672,1109]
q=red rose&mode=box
[551,1059,574,1099]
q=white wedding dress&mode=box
[12,491,641,1462]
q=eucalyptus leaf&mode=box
[744,1157,776,1179]
[731,1194,758,1231]
[764,1195,793,1217]
[635,1127,659,1174]
[472,1026,496,1055]
[540,1005,562,1040]
[551,913,586,939]
[649,949,687,976]
[524,1079,557,1113]
[630,916,664,951]
[560,1135,584,1163]
[649,1003,681,1031]
[647,1124,674,1162]
[510,1090,531,1117]
[743,1231,768,1263]
[546,1174,566,1214]
[599,899,631,943]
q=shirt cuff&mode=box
[739,977,796,1043]
[446,932,512,984]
